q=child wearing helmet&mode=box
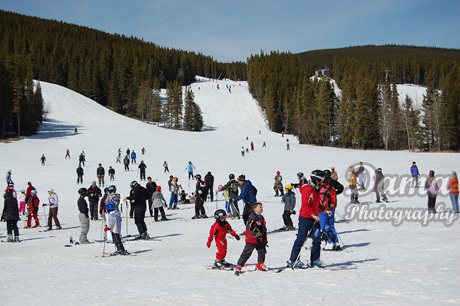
[104,185,129,255]
[206,209,240,269]
[280,184,296,231]
[151,186,168,221]
[25,190,40,228]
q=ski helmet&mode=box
[323,170,331,183]
[31,190,37,195]
[276,171,280,175]
[130,181,138,188]
[78,188,87,196]
[20,189,25,193]
[8,182,14,187]
[214,209,227,223]
[285,184,293,191]
[195,174,201,180]
[297,172,304,178]
[310,170,324,186]
[48,188,54,193]
[217,185,223,191]
[229,174,235,180]
[92,181,97,185]
[104,187,109,193]
[376,168,382,172]
[108,185,117,193]
[156,186,161,192]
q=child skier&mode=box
[151,186,168,221]
[104,185,129,255]
[235,203,268,275]
[348,166,359,203]
[206,209,240,269]
[25,190,40,228]
[280,184,296,231]
[18,189,26,215]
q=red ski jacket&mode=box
[207,221,238,245]
[299,183,322,218]
[245,212,267,245]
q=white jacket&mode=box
[49,193,59,208]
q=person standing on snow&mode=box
[138,161,147,181]
[151,186,168,221]
[123,156,130,171]
[104,185,129,255]
[146,177,157,217]
[127,181,150,240]
[77,165,84,184]
[65,149,70,159]
[232,175,257,226]
[250,142,254,151]
[79,153,86,167]
[280,184,296,231]
[116,153,122,163]
[220,174,240,219]
[192,174,207,219]
[40,154,46,166]
[330,166,338,181]
[25,190,40,228]
[108,166,115,181]
[1,189,20,242]
[87,181,102,221]
[373,168,388,203]
[77,188,90,244]
[410,161,420,187]
[448,171,459,213]
[348,166,359,204]
[163,161,169,173]
[168,177,181,210]
[46,188,62,230]
[273,171,284,197]
[97,163,105,187]
[186,161,196,180]
[204,172,214,201]
[356,162,365,190]
[6,170,12,184]
[131,150,137,164]
[425,170,439,213]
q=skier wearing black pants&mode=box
[192,174,207,219]
[146,177,157,217]
[138,161,147,181]
[128,181,150,239]
[87,182,102,221]
[204,172,214,201]
[232,175,257,226]
[76,166,84,184]
[2,189,20,242]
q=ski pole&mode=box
[126,200,129,237]
[100,213,105,241]
[102,217,107,257]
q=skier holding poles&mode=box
[104,185,129,256]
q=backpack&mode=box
[230,182,239,194]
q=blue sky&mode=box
[1,0,459,62]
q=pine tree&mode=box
[152,78,162,122]
[136,80,153,121]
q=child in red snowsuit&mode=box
[25,191,40,228]
[207,209,240,269]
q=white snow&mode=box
[0,77,459,305]
[396,84,428,108]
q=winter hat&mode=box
[48,188,54,193]
[156,186,162,192]
[238,175,246,182]
[452,171,457,178]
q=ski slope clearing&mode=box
[0,77,459,305]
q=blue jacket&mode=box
[131,152,136,159]
[410,165,419,176]
[187,163,195,172]
[234,180,257,204]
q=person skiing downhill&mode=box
[40,154,46,165]
[288,170,331,269]
[104,185,129,256]
[163,161,169,173]
[207,209,240,269]
[186,161,196,180]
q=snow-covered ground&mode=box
[1,77,459,305]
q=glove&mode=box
[104,227,111,232]
[235,235,241,241]
[206,240,211,248]
[42,203,48,207]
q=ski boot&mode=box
[227,213,232,218]
[333,244,343,251]
[191,215,199,219]
[120,250,130,255]
[279,226,287,231]
[33,223,40,228]
[7,235,14,242]
[310,259,327,268]
[161,217,168,221]
[14,236,21,243]
[201,215,208,218]
[287,259,307,269]
[140,232,150,240]
[287,226,296,231]
[214,260,224,270]
[56,226,62,230]
[257,262,268,271]
[234,266,242,276]
[221,260,233,269]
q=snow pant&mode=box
[195,197,206,216]
[131,158,136,164]
[282,210,294,228]
[237,243,266,267]
[169,193,178,208]
[147,198,154,216]
[77,175,83,184]
[124,164,129,171]
[98,175,104,187]
[450,194,459,213]
[225,201,231,213]
[129,205,135,218]
[65,153,70,159]
[27,210,40,227]
[188,172,194,180]
[111,233,125,252]
[140,171,146,181]
[289,217,321,263]
[47,207,61,228]
[19,201,26,214]
[215,239,228,261]
[154,207,166,221]
[89,200,99,220]
[319,210,338,244]
[375,191,388,202]
[427,195,437,212]
[358,173,364,189]
[274,188,284,197]
[109,173,114,181]
[106,211,121,234]
[6,220,19,237]
[350,185,358,202]
[205,186,214,201]
[134,208,147,235]
[79,213,90,243]
[412,175,419,187]
[164,167,169,173]
[242,203,252,225]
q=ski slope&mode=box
[0,77,459,306]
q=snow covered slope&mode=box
[0,78,459,305]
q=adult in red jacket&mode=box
[288,170,331,269]
[25,190,40,228]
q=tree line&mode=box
[248,51,460,151]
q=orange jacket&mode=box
[449,178,458,194]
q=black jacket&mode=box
[204,173,214,187]
[108,168,115,175]
[97,166,105,176]
[77,167,84,176]
[2,194,19,221]
[78,197,89,217]
[129,184,148,210]
[138,162,147,172]
[221,179,239,199]
[146,181,157,196]
[87,186,102,202]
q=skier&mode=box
[319,170,344,251]
[282,131,284,137]
[448,171,459,213]
[287,170,331,269]
[280,184,296,231]
[131,150,137,164]
[74,127,78,134]
[348,166,359,203]
[104,185,129,255]
[116,153,122,163]
[1,189,20,242]
[25,190,40,228]
[151,186,168,221]
[4,182,17,198]
[232,175,257,226]
[250,141,254,151]
[141,147,146,155]
[127,181,150,240]
[330,166,338,181]
[273,171,284,197]
[246,148,249,154]
[6,170,12,184]
[373,168,388,203]
[204,171,214,201]
[77,188,90,244]
[18,189,26,215]
[220,174,240,219]
[146,177,157,217]
[79,153,86,167]
[108,166,115,181]
[186,161,196,180]
[356,162,365,190]
[192,174,207,219]
[138,161,147,181]
[40,154,46,165]
[163,160,169,173]
[123,156,130,171]
[262,142,266,148]
[25,182,36,206]
[410,161,420,187]
[87,181,102,221]
[286,143,290,151]
[425,170,439,213]
[234,203,268,275]
[99,187,109,220]
[65,149,70,159]
[76,165,84,184]
[46,188,61,230]
[206,209,240,269]
[241,147,245,157]
[97,163,105,187]
[126,148,130,156]
[168,177,181,210]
